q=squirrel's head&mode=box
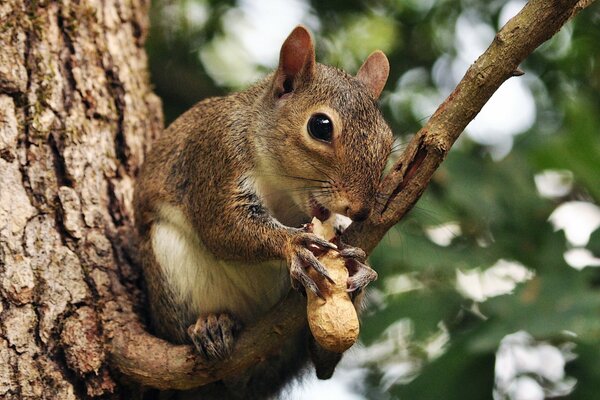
[255,26,393,224]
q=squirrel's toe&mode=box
[188,313,239,362]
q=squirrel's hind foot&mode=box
[188,313,240,362]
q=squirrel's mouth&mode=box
[309,195,331,221]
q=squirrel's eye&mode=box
[307,114,333,142]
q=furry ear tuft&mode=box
[356,51,390,99]
[273,25,316,98]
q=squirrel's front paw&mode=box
[288,232,337,299]
[188,313,240,362]
[340,245,378,293]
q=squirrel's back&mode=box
[135,89,259,231]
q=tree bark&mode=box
[0,0,161,398]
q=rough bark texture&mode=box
[0,0,162,398]
[0,0,595,397]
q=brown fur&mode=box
[134,26,393,399]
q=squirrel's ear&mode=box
[273,25,316,98]
[356,51,390,99]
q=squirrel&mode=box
[134,26,393,399]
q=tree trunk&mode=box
[0,0,161,398]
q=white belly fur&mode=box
[151,204,291,323]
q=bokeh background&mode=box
[146,1,600,399]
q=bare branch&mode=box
[107,291,306,390]
[342,0,593,253]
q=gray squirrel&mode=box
[134,26,393,399]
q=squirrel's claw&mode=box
[339,243,376,292]
[188,313,239,362]
[339,246,366,262]
[289,232,338,299]
[290,251,325,299]
[346,260,378,292]
[298,232,337,252]
[299,247,335,284]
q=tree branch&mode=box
[342,0,594,253]
[108,0,595,390]
[107,291,306,390]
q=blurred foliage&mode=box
[147,1,600,398]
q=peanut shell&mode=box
[306,218,359,353]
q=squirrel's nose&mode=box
[345,205,371,222]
